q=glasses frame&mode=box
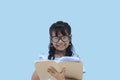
[51,35,71,43]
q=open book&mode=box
[35,57,83,80]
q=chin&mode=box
[56,48,66,51]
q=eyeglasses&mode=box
[51,35,71,43]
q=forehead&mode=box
[51,31,68,37]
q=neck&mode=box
[55,50,66,58]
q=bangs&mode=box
[52,26,68,36]
[49,21,71,36]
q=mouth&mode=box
[56,44,65,48]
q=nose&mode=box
[57,39,63,43]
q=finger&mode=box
[60,67,66,73]
[49,66,58,72]
[48,69,55,76]
[48,68,55,73]
[48,66,58,74]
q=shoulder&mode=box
[34,54,48,63]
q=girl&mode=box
[32,21,82,80]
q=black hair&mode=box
[48,21,74,60]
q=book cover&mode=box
[35,57,83,80]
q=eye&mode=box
[52,37,59,42]
[62,36,69,41]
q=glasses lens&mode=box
[61,36,69,41]
[52,37,59,42]
[51,35,70,42]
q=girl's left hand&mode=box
[47,66,66,80]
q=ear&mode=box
[50,41,53,44]
[69,35,72,41]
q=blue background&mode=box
[0,0,120,80]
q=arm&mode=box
[32,71,40,80]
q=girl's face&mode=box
[51,31,71,51]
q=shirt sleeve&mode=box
[34,54,48,63]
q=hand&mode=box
[47,66,66,80]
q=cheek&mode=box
[52,43,57,47]
[65,42,70,47]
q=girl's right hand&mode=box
[47,66,66,80]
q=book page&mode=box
[35,60,61,80]
[59,62,83,80]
